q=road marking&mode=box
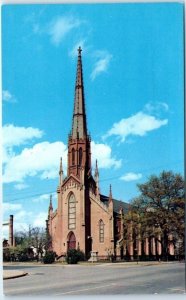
[54,283,116,295]
[4,282,68,295]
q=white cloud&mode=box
[3,124,43,149]
[2,204,47,238]
[48,16,81,45]
[91,51,112,80]
[3,204,30,238]
[144,102,169,114]
[3,141,67,183]
[32,194,51,203]
[104,111,168,142]
[14,183,29,190]
[120,172,142,182]
[3,203,22,214]
[2,124,44,167]
[2,90,16,103]
[2,125,121,183]
[91,141,122,169]
[14,210,32,220]
[13,222,29,235]
[33,212,47,227]
[2,226,9,239]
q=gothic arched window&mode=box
[72,148,75,166]
[78,148,83,166]
[68,193,76,230]
[99,219,104,243]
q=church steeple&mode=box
[72,47,87,139]
[68,47,91,178]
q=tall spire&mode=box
[68,47,91,178]
[72,47,87,139]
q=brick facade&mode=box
[46,48,175,260]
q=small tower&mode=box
[94,159,100,195]
[48,195,53,216]
[108,184,114,219]
[59,157,63,186]
[109,184,113,204]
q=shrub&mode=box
[18,253,29,262]
[3,248,10,262]
[43,251,56,264]
[3,246,30,262]
[66,249,85,264]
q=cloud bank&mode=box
[91,51,112,80]
[3,124,121,184]
[2,90,16,103]
[48,16,81,46]
[3,124,43,148]
[3,141,67,183]
[91,141,122,170]
[120,172,142,182]
[104,111,168,142]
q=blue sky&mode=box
[2,3,184,237]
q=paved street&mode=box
[3,262,185,296]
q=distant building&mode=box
[46,48,174,260]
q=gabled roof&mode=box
[62,174,81,187]
[100,194,129,214]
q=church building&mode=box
[46,47,129,259]
[46,48,174,260]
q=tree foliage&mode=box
[124,171,184,258]
[3,226,52,262]
[14,226,52,258]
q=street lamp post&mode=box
[87,236,93,263]
[134,247,139,264]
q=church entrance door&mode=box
[67,232,76,250]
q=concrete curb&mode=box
[3,271,28,280]
[3,261,180,269]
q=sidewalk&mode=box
[3,270,28,280]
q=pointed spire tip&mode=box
[78,46,82,56]
[109,184,112,201]
[49,195,53,210]
[71,45,87,139]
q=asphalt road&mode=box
[3,262,185,296]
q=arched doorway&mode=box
[67,231,76,250]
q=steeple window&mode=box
[78,148,83,166]
[72,148,75,165]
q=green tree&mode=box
[127,171,184,259]
[14,226,51,258]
